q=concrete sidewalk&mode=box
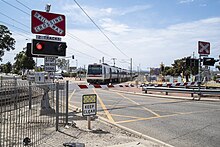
[39,113,169,147]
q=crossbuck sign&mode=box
[198,41,210,55]
[31,10,66,36]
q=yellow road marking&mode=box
[116,108,220,124]
[117,92,161,117]
[109,113,146,119]
[68,89,78,110]
[93,89,115,123]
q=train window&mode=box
[88,65,102,74]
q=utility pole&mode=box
[102,57,105,63]
[112,58,116,66]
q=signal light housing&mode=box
[203,57,216,66]
[32,39,67,57]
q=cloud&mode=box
[63,17,220,69]
[117,5,152,15]
[179,0,194,4]
[100,18,131,34]
[61,3,151,26]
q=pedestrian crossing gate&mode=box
[82,94,97,116]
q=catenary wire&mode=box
[74,0,130,58]
[0,0,30,16]
[1,0,134,69]
[15,0,32,10]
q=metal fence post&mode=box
[56,82,59,131]
[0,76,2,87]
[29,81,32,110]
[65,80,69,125]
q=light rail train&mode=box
[86,63,135,84]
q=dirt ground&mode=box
[39,114,163,147]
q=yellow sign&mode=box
[83,94,97,104]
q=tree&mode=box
[3,62,12,74]
[0,25,16,61]
[13,51,35,75]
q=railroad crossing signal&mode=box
[203,57,216,66]
[32,39,67,56]
[198,41,210,55]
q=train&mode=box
[86,63,136,84]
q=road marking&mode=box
[117,92,161,117]
[93,89,115,123]
[116,108,220,124]
[109,113,147,119]
[68,89,78,110]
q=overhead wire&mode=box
[0,0,30,16]
[0,20,30,35]
[0,11,30,28]
[67,32,111,57]
[73,0,130,58]
[1,0,134,69]
[15,0,32,10]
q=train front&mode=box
[86,64,104,84]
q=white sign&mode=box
[35,72,45,83]
[36,35,61,41]
[83,103,96,116]
[44,57,56,72]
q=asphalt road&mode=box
[69,85,220,147]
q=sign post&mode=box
[82,94,97,129]
[198,41,210,100]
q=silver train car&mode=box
[86,63,132,84]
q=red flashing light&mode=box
[36,43,43,50]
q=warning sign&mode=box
[44,57,56,72]
[82,94,97,116]
[31,10,66,36]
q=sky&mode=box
[0,0,220,71]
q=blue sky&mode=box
[1,0,220,70]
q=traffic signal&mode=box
[26,43,45,58]
[203,57,216,66]
[32,39,67,56]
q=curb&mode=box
[98,116,174,147]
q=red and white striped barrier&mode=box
[72,83,135,89]
[154,82,198,87]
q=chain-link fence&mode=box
[0,80,68,147]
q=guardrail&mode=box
[142,86,220,98]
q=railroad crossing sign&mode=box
[198,41,210,55]
[82,94,97,116]
[31,10,66,36]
